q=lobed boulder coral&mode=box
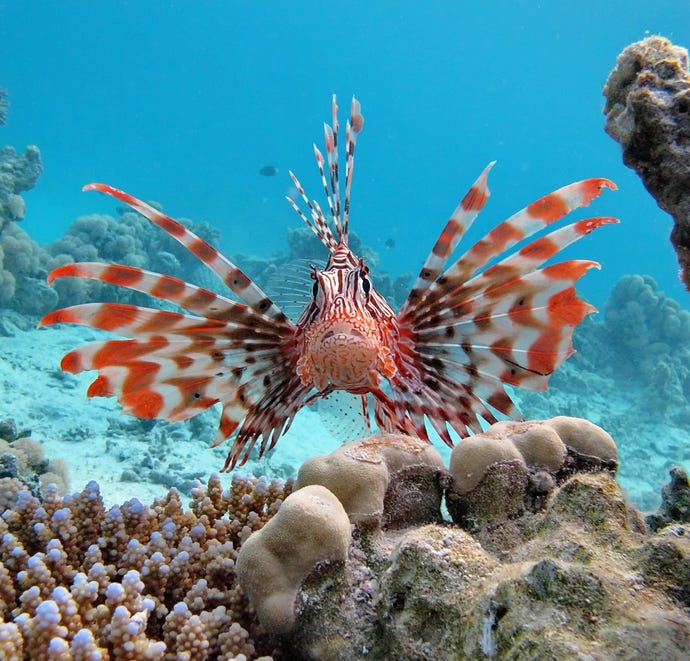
[0,472,293,659]
[604,36,690,288]
[236,485,350,635]
[277,427,690,660]
[295,433,446,529]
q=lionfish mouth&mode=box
[322,327,366,341]
[300,319,384,391]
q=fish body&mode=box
[40,96,617,470]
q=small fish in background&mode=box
[384,238,395,249]
[259,164,278,177]
[41,95,617,472]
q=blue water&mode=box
[2,1,689,310]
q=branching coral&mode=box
[0,473,293,659]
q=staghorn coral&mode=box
[604,36,690,288]
[0,472,293,659]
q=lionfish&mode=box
[40,96,617,471]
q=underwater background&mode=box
[2,0,690,512]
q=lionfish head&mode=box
[294,240,398,393]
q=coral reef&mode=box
[0,472,293,659]
[236,485,350,635]
[295,433,445,528]
[2,422,690,659]
[0,418,69,508]
[0,84,33,230]
[604,36,690,288]
[0,144,42,232]
[0,223,57,312]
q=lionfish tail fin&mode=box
[286,95,363,252]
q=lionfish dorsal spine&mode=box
[81,183,285,321]
[286,95,363,252]
[342,96,363,240]
[286,170,339,251]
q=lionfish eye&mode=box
[361,275,371,295]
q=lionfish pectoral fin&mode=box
[394,172,617,443]
[41,183,306,468]
[81,183,284,319]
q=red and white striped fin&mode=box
[46,262,241,321]
[435,177,616,292]
[395,175,616,446]
[40,292,308,470]
[409,216,618,328]
[83,183,284,321]
[43,303,231,337]
[404,163,493,306]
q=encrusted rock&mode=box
[288,471,689,660]
[639,523,690,607]
[646,465,690,531]
[604,36,690,288]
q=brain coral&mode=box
[0,472,293,659]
